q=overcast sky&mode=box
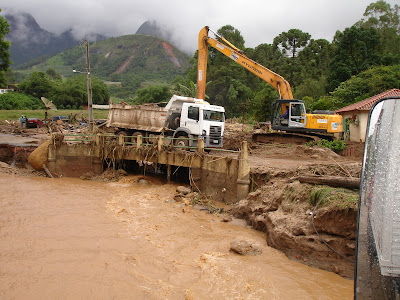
[2,0,399,54]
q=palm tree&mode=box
[172,78,211,99]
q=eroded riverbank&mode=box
[0,172,353,299]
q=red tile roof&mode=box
[336,89,400,113]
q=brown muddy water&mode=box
[0,173,353,299]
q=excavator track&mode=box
[252,131,324,145]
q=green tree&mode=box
[206,65,253,117]
[0,92,43,110]
[216,25,245,49]
[50,76,85,108]
[191,25,252,117]
[327,26,381,91]
[5,68,15,84]
[250,85,279,122]
[18,71,54,98]
[247,43,286,77]
[361,1,399,31]
[0,10,11,87]
[358,0,400,65]
[46,68,62,81]
[49,75,109,108]
[208,25,246,69]
[134,85,172,104]
[331,64,400,107]
[298,39,333,80]
[91,76,110,105]
[294,77,328,102]
[172,78,198,98]
[273,29,311,59]
[273,29,311,88]
[310,96,338,111]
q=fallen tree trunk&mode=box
[298,175,360,189]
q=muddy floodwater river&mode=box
[0,173,353,299]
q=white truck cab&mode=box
[178,102,225,147]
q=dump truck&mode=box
[106,95,225,148]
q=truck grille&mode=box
[210,126,222,137]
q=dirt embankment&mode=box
[215,121,361,276]
[222,122,363,278]
[231,180,358,278]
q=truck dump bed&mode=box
[106,103,167,132]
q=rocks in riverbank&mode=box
[230,238,262,255]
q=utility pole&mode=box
[83,39,94,132]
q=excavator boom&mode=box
[197,26,293,101]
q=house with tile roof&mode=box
[336,89,400,142]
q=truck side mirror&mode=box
[355,97,400,299]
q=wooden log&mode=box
[42,164,54,179]
[298,175,360,189]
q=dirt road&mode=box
[0,172,353,299]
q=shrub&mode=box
[306,139,346,153]
[0,92,44,110]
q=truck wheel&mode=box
[131,132,142,145]
[146,133,158,144]
[174,134,189,149]
[168,113,181,130]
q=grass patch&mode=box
[308,186,358,210]
[0,109,109,121]
[285,186,297,201]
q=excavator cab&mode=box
[271,99,307,131]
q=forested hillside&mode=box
[12,34,190,101]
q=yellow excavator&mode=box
[197,26,343,143]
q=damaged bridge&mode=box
[47,133,250,203]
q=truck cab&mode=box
[175,102,225,148]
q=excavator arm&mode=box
[197,26,293,101]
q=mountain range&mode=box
[4,11,180,67]
[4,11,191,98]
[5,12,106,66]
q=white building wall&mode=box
[340,111,369,142]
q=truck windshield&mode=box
[203,110,224,122]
